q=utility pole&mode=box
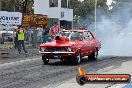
[95,0,97,35]
[0,0,2,11]
[22,0,28,13]
[13,0,16,12]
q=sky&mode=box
[106,0,113,6]
[79,0,113,5]
[78,0,114,10]
[78,0,84,2]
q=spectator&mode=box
[60,26,65,30]
[42,28,52,43]
[13,28,18,50]
[59,26,64,34]
[49,22,61,39]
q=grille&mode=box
[46,47,66,52]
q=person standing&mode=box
[49,22,61,39]
[13,28,18,49]
[17,26,27,53]
[59,26,64,33]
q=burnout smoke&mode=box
[96,1,132,56]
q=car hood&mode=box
[40,41,76,47]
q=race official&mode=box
[17,26,27,53]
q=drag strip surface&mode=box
[0,56,132,88]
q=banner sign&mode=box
[0,11,22,29]
[22,14,47,28]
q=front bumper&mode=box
[39,51,75,57]
[39,51,75,54]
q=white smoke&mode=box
[96,3,132,56]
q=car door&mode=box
[76,32,84,55]
[87,32,96,53]
[82,32,91,55]
[70,32,84,55]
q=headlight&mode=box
[67,47,72,52]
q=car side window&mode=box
[70,32,83,40]
[83,32,89,40]
[87,32,94,40]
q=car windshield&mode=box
[61,32,71,37]
[61,31,83,40]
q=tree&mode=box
[20,0,34,13]
[72,0,81,15]
[0,0,34,13]
[73,0,107,18]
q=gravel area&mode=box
[0,47,41,64]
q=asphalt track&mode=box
[0,56,132,88]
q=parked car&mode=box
[2,32,13,42]
[39,30,101,65]
[0,33,4,44]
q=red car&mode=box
[39,30,101,65]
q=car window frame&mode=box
[83,32,89,40]
[83,31,95,40]
[87,31,95,40]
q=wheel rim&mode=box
[77,52,81,63]
[43,58,49,62]
[95,50,98,58]
[45,58,49,62]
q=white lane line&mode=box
[121,83,132,88]
[108,84,127,88]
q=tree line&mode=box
[73,0,107,18]
[0,0,34,13]
[0,0,114,19]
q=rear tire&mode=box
[74,51,81,65]
[88,48,98,60]
[42,55,49,65]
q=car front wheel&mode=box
[74,51,81,65]
[42,55,49,65]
